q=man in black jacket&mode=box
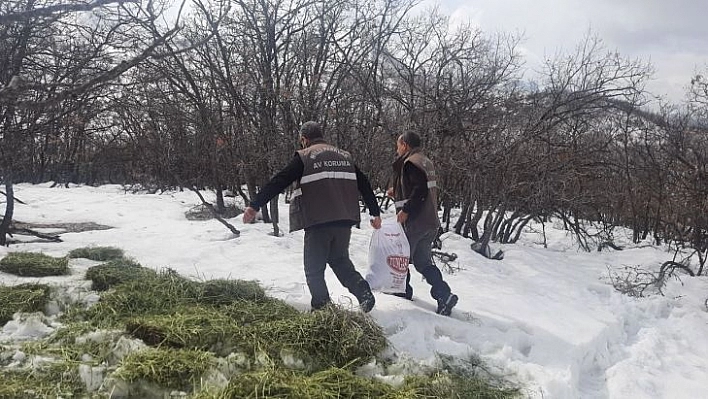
[388,131,458,316]
[243,121,382,312]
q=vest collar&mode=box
[307,138,327,146]
[393,147,421,170]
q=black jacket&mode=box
[392,155,428,217]
[250,154,381,226]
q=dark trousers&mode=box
[405,228,451,301]
[303,225,370,309]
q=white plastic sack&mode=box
[365,220,410,294]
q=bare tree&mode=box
[0,0,182,245]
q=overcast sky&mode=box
[431,0,707,105]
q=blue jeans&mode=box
[405,228,451,301]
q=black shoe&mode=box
[359,290,375,313]
[391,291,413,300]
[390,283,413,300]
[436,294,458,316]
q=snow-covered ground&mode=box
[2,183,707,398]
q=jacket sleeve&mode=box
[249,154,303,211]
[355,166,381,217]
[401,162,428,216]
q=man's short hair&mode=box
[400,132,421,148]
[300,121,323,139]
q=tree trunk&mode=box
[480,201,504,248]
[0,173,15,246]
[509,215,533,243]
[468,200,484,241]
[489,204,507,243]
[215,184,225,213]
[269,196,280,236]
[453,202,469,235]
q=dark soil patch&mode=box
[6,221,114,244]
[13,221,114,233]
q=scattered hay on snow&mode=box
[0,252,69,277]
[125,303,386,370]
[185,204,241,221]
[86,270,278,328]
[45,327,124,366]
[202,367,398,398]
[244,305,387,369]
[84,258,153,291]
[219,297,301,324]
[0,252,520,398]
[1,325,148,397]
[2,312,55,341]
[198,278,266,304]
[126,306,241,356]
[111,347,216,393]
[0,283,51,325]
[85,268,201,326]
[68,246,125,261]
[0,367,84,398]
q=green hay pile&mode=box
[96,272,388,369]
[220,298,301,325]
[0,363,84,399]
[0,283,51,325]
[400,372,512,399]
[201,364,520,399]
[125,300,299,353]
[0,263,519,398]
[0,252,69,277]
[244,306,387,369]
[46,328,122,366]
[85,258,153,291]
[198,279,267,304]
[68,246,125,261]
[114,347,215,392]
[199,367,398,399]
[86,270,278,328]
[86,269,201,326]
[125,303,385,369]
[126,306,241,355]
[430,355,521,399]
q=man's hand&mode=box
[386,187,394,198]
[242,207,258,223]
[396,210,408,224]
[370,216,382,229]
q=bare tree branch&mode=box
[0,0,137,24]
